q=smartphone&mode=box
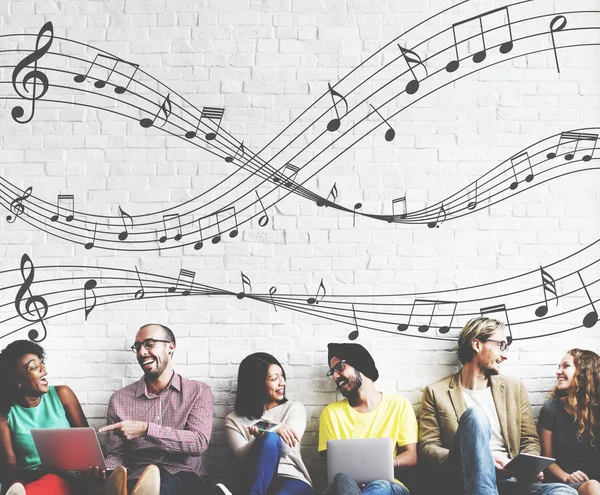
[251,420,281,432]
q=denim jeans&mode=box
[331,472,409,495]
[127,468,208,495]
[237,432,313,495]
[442,407,578,495]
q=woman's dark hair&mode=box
[234,352,287,420]
[0,340,45,415]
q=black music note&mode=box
[316,183,339,207]
[225,141,245,163]
[73,54,139,93]
[134,266,145,300]
[392,196,407,220]
[467,181,478,210]
[118,207,134,241]
[7,186,33,223]
[535,267,558,317]
[577,271,598,329]
[237,272,253,300]
[307,279,326,305]
[427,204,446,229]
[211,207,239,244]
[140,93,172,128]
[326,83,348,132]
[255,191,269,227]
[547,132,598,162]
[446,6,514,73]
[370,104,395,142]
[397,299,456,333]
[549,16,567,73]
[397,45,428,95]
[84,223,98,250]
[480,303,513,345]
[199,107,225,140]
[269,286,278,312]
[50,194,75,222]
[353,202,362,227]
[273,163,300,187]
[348,304,360,341]
[193,218,204,251]
[168,269,196,296]
[159,214,183,243]
[83,279,97,321]
[15,254,49,342]
[11,22,54,124]
[508,152,534,190]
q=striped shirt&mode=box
[104,372,213,479]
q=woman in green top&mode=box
[0,340,108,495]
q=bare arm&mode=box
[394,442,417,471]
[0,414,43,485]
[56,385,89,428]
[540,428,589,484]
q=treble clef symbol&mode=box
[7,186,33,223]
[15,253,49,342]
[11,21,54,124]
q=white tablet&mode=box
[504,453,555,476]
[30,427,106,471]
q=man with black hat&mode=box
[318,343,417,495]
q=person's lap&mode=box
[127,468,206,495]
[332,472,408,495]
[497,478,579,495]
[267,476,313,495]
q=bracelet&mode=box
[393,457,398,468]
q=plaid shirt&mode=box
[104,372,213,479]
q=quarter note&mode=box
[159,213,183,243]
[392,196,407,220]
[140,93,172,128]
[255,191,269,227]
[84,222,98,250]
[118,206,134,241]
[397,45,428,95]
[307,279,326,305]
[348,304,360,341]
[134,266,145,300]
[547,132,598,162]
[269,286,278,312]
[427,204,446,229]
[237,272,252,300]
[467,181,478,210]
[50,194,75,222]
[535,266,558,317]
[15,253,49,342]
[316,183,339,207]
[11,21,54,124]
[168,269,196,296]
[480,303,513,345]
[225,141,245,163]
[353,202,362,227]
[370,104,395,141]
[549,16,567,73]
[326,83,348,132]
[193,218,204,251]
[7,186,33,223]
[445,6,514,73]
[83,279,97,321]
[577,271,598,329]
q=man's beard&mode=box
[337,370,363,399]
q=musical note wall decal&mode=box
[326,83,348,132]
[307,279,326,305]
[84,223,98,250]
[225,141,245,163]
[427,204,446,229]
[73,54,138,92]
[398,45,428,95]
[370,104,395,142]
[317,183,339,207]
[480,303,513,345]
[273,163,300,187]
[467,181,478,210]
[200,107,225,140]
[50,194,75,222]
[237,272,253,299]
[353,202,362,227]
[139,93,172,128]
[118,207,134,241]
[348,304,360,340]
[535,267,558,318]
[547,132,598,162]
[15,254,49,342]
[83,279,98,320]
[168,269,196,296]
[7,186,33,223]
[397,299,456,333]
[134,266,145,300]
[11,21,54,124]
[549,15,567,73]
[255,192,269,227]
[269,286,278,312]
[159,214,183,243]
[508,152,534,190]
[577,271,598,329]
[392,196,407,220]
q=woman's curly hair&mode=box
[551,348,600,446]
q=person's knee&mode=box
[259,431,282,450]
[547,485,580,495]
[333,472,353,485]
[460,406,490,433]
[579,480,600,495]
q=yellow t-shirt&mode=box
[318,393,418,487]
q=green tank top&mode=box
[7,385,71,469]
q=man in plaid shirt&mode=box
[100,323,214,495]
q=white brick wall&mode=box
[1,0,599,488]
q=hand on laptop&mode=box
[99,420,149,441]
[83,465,107,481]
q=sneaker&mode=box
[130,464,160,495]
[103,466,127,495]
[6,483,26,495]
[213,483,234,495]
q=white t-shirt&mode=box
[462,387,509,461]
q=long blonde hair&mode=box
[551,349,600,446]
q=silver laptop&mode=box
[327,437,394,485]
[30,427,106,471]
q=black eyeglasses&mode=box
[327,360,347,379]
[130,338,171,353]
[485,339,510,352]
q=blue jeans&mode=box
[237,432,313,495]
[332,473,409,495]
[127,468,208,495]
[442,407,578,495]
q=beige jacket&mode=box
[418,371,540,465]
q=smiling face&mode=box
[473,328,508,376]
[16,352,49,396]
[329,357,363,398]
[556,353,576,392]
[264,364,286,408]
[134,324,175,379]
